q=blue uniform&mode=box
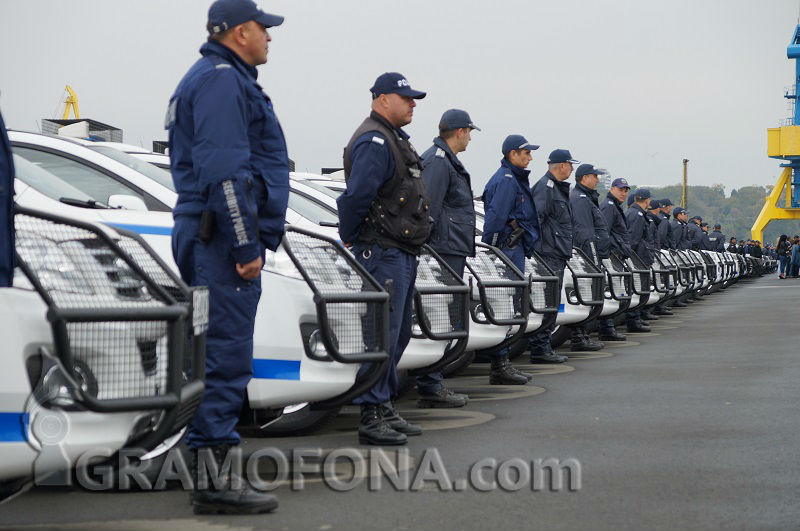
[657,212,673,249]
[481,159,540,271]
[687,221,703,251]
[0,109,14,287]
[337,127,418,405]
[708,230,725,252]
[626,203,652,265]
[166,41,289,449]
[569,182,609,263]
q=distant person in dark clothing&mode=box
[791,236,800,278]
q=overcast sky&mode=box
[1,0,798,193]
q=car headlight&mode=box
[263,245,304,280]
[33,357,98,410]
[16,234,92,294]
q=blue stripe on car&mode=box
[558,303,565,313]
[0,412,29,443]
[252,359,301,380]
[106,223,172,236]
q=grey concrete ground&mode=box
[1,275,798,531]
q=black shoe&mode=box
[653,307,673,316]
[358,405,408,445]
[191,446,279,515]
[570,329,604,351]
[640,310,659,321]
[683,297,695,304]
[529,350,568,364]
[598,328,627,341]
[672,300,688,308]
[626,321,651,333]
[510,364,534,381]
[489,355,529,385]
[416,387,468,408]
[379,402,422,436]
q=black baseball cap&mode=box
[439,109,480,131]
[370,72,426,99]
[502,135,539,155]
[634,188,651,200]
[208,0,284,33]
[649,199,662,209]
[548,149,579,164]
[575,163,607,178]
[659,198,673,207]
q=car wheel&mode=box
[550,324,571,348]
[255,404,342,437]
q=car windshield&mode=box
[12,154,92,202]
[296,179,341,200]
[88,146,175,191]
[287,190,339,225]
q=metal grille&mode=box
[625,252,652,295]
[525,255,559,313]
[281,230,387,358]
[117,235,188,303]
[651,252,674,292]
[466,246,519,321]
[670,251,695,286]
[415,249,467,336]
[602,254,631,300]
[687,252,705,282]
[15,213,179,402]
[567,249,604,304]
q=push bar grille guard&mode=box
[565,248,605,306]
[698,251,718,283]
[659,251,682,292]
[670,250,696,288]
[14,206,206,450]
[525,254,561,314]
[624,251,653,297]
[651,251,675,294]
[603,253,633,301]
[686,251,706,283]
[466,243,529,327]
[408,246,470,376]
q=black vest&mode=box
[343,111,431,254]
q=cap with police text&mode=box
[370,72,426,99]
[575,163,607,178]
[502,135,539,156]
[611,178,630,189]
[659,198,673,207]
[634,188,651,200]
[439,109,480,131]
[208,0,284,33]
[674,207,686,215]
[548,149,579,164]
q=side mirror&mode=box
[108,194,148,211]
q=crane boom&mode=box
[61,85,79,120]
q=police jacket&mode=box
[698,230,714,251]
[569,182,610,262]
[669,218,690,250]
[657,212,673,249]
[600,193,632,258]
[708,230,725,252]
[420,137,475,257]
[626,203,652,264]
[751,245,763,258]
[481,159,539,257]
[0,110,14,287]
[646,211,660,254]
[339,111,430,255]
[167,41,289,262]
[687,221,703,251]
[531,171,573,260]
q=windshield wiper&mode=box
[319,220,339,227]
[59,197,110,209]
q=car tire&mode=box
[255,404,342,437]
[550,324,571,348]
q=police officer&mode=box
[728,237,737,252]
[167,0,287,514]
[482,134,544,382]
[625,188,652,333]
[698,222,714,250]
[597,178,631,341]
[641,199,663,321]
[687,215,703,251]
[657,199,674,249]
[415,109,478,407]
[567,163,608,351]
[530,149,580,362]
[669,207,690,251]
[709,224,725,252]
[0,107,13,288]
[338,72,428,444]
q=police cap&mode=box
[370,72,426,99]
[611,178,630,190]
[208,0,284,33]
[439,109,480,131]
[502,135,539,156]
[548,149,579,164]
[575,163,607,179]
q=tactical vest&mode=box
[343,111,431,254]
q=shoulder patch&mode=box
[608,200,614,205]
[579,193,586,197]
[504,173,513,178]
[638,212,644,216]
[546,179,554,188]
[215,63,232,70]
[372,136,385,145]
[435,148,445,158]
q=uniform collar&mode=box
[432,137,466,172]
[200,41,258,80]
[631,203,646,214]
[575,181,598,201]
[606,192,622,207]
[545,170,570,195]
[369,111,410,140]
[501,158,530,181]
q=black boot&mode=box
[672,299,688,308]
[570,327,604,352]
[358,405,407,445]
[529,349,568,363]
[626,320,651,333]
[379,402,422,436]
[598,327,627,341]
[417,387,468,408]
[489,355,529,385]
[509,362,534,381]
[653,306,673,316]
[640,309,659,321]
[190,445,279,515]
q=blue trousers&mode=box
[779,255,788,275]
[173,215,262,449]
[352,243,417,405]
[416,253,465,394]
[528,255,566,354]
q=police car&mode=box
[0,205,206,500]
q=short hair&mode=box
[438,125,459,141]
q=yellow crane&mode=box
[61,85,79,120]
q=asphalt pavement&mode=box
[1,275,798,531]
